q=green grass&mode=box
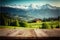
[27,21,60,29]
[0,26,39,29]
[0,21,60,29]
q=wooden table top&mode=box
[0,28,60,40]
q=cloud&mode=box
[1,0,60,7]
[4,5,28,9]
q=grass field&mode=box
[28,21,60,29]
[0,21,60,29]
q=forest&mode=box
[0,12,60,29]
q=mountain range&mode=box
[0,4,60,21]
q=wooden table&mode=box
[0,28,60,40]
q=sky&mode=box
[0,0,60,7]
[0,0,60,20]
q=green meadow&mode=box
[0,13,60,29]
[0,21,60,29]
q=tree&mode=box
[16,19,20,27]
[42,23,51,29]
[19,21,28,27]
[14,15,20,27]
[0,12,11,26]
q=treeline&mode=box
[0,12,28,27]
[42,16,60,22]
[0,12,60,29]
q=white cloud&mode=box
[4,5,28,9]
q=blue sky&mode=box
[1,0,60,7]
[1,0,60,20]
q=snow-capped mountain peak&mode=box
[41,4,56,9]
[3,4,57,10]
[28,4,39,9]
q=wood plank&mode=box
[34,29,60,37]
[0,28,60,37]
[0,29,36,37]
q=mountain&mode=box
[41,4,56,9]
[0,6,34,21]
[28,4,39,9]
[0,4,60,21]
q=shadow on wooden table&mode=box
[0,36,60,40]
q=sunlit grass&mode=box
[0,26,39,29]
[0,21,60,29]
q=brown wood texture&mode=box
[0,28,60,40]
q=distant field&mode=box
[0,26,38,29]
[0,21,60,29]
[28,21,60,29]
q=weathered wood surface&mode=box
[0,28,60,37]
